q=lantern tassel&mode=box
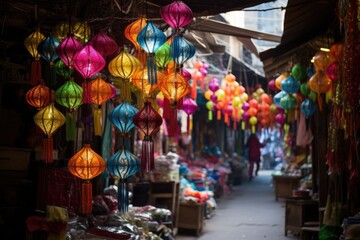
[251,125,255,134]
[217,110,221,120]
[117,179,129,213]
[82,80,92,104]
[120,80,132,103]
[141,137,154,172]
[43,137,53,163]
[81,181,93,215]
[31,60,42,85]
[66,111,76,141]
[208,110,213,121]
[147,53,158,85]
[241,121,245,130]
[187,115,190,134]
[190,79,197,100]
[93,106,102,136]
[317,94,323,111]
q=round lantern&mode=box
[275,72,288,90]
[249,116,258,133]
[206,100,214,121]
[313,51,331,71]
[124,17,147,51]
[308,71,332,93]
[133,101,163,172]
[281,76,300,94]
[37,35,60,63]
[300,98,316,117]
[56,34,83,69]
[137,21,167,85]
[73,44,106,79]
[68,144,106,214]
[155,43,172,70]
[90,76,114,136]
[159,72,190,105]
[55,60,72,78]
[26,81,51,109]
[107,148,141,212]
[279,94,297,110]
[225,72,236,83]
[273,90,287,107]
[111,101,138,134]
[90,29,118,58]
[291,64,307,82]
[132,68,164,97]
[181,98,198,133]
[170,34,195,65]
[34,103,66,163]
[161,0,193,29]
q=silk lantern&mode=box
[279,94,297,110]
[56,34,83,70]
[132,68,164,98]
[155,43,172,71]
[249,116,258,134]
[68,144,106,214]
[55,60,72,79]
[24,30,46,85]
[181,98,198,133]
[159,72,190,105]
[108,49,142,102]
[308,71,332,94]
[34,103,66,163]
[206,101,214,121]
[90,76,113,136]
[281,76,300,94]
[301,98,316,117]
[137,21,166,85]
[124,17,147,51]
[90,29,118,58]
[133,101,162,172]
[38,35,60,86]
[161,1,193,30]
[26,81,51,109]
[73,44,106,104]
[273,90,287,107]
[291,64,307,82]
[111,101,138,136]
[55,78,83,141]
[107,149,140,212]
[170,34,195,66]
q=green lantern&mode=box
[55,78,83,141]
[55,59,72,79]
[155,43,172,71]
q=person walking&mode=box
[246,133,265,181]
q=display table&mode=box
[284,198,319,236]
[272,175,301,201]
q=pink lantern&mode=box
[161,1,193,29]
[268,79,277,92]
[181,98,198,133]
[73,44,106,79]
[209,77,220,92]
[275,113,286,136]
[90,29,118,58]
[181,68,192,82]
[56,34,83,69]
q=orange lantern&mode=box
[313,50,332,71]
[275,72,288,90]
[90,76,114,136]
[159,72,190,106]
[132,68,164,97]
[225,72,236,83]
[26,81,51,109]
[34,104,66,163]
[308,71,332,93]
[124,17,147,51]
[68,144,106,214]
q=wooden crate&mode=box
[178,202,204,236]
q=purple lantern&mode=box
[73,44,106,79]
[182,98,198,133]
[56,34,83,69]
[209,77,220,92]
[161,1,193,29]
[242,101,250,111]
[181,68,192,82]
[90,29,119,58]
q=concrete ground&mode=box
[176,170,300,240]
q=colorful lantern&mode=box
[206,101,214,120]
[161,1,193,29]
[73,44,106,79]
[300,98,316,117]
[38,35,60,64]
[170,34,195,65]
[159,72,190,105]
[155,43,172,70]
[55,60,72,78]
[137,21,167,85]
[34,104,66,163]
[124,17,147,51]
[291,64,307,82]
[68,144,106,214]
[132,68,164,97]
[279,94,297,110]
[26,81,51,109]
[107,149,140,212]
[24,30,46,85]
[181,98,198,133]
[111,101,138,134]
[90,76,114,136]
[54,22,91,44]
[108,49,142,102]
[56,34,83,69]
[55,78,83,141]
[249,116,258,133]
[308,71,332,94]
[281,76,300,94]
[273,90,287,107]
[133,101,162,172]
[90,29,118,58]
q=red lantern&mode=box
[133,101,162,172]
[90,29,118,58]
[68,144,106,214]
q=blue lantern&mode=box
[273,90,287,107]
[110,101,138,133]
[170,34,195,65]
[37,35,60,63]
[280,94,297,110]
[281,76,300,94]
[137,21,167,85]
[107,148,141,212]
[300,98,316,117]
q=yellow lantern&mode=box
[34,103,66,163]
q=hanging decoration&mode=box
[38,34,60,86]
[136,21,167,85]
[181,98,198,134]
[89,75,114,136]
[24,30,46,85]
[56,34,83,71]
[155,42,172,72]
[108,49,142,102]
[90,29,119,58]
[26,81,52,109]
[133,101,162,172]
[132,68,164,99]
[161,1,193,30]
[34,104,66,163]
[68,144,106,215]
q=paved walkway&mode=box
[176,170,300,240]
